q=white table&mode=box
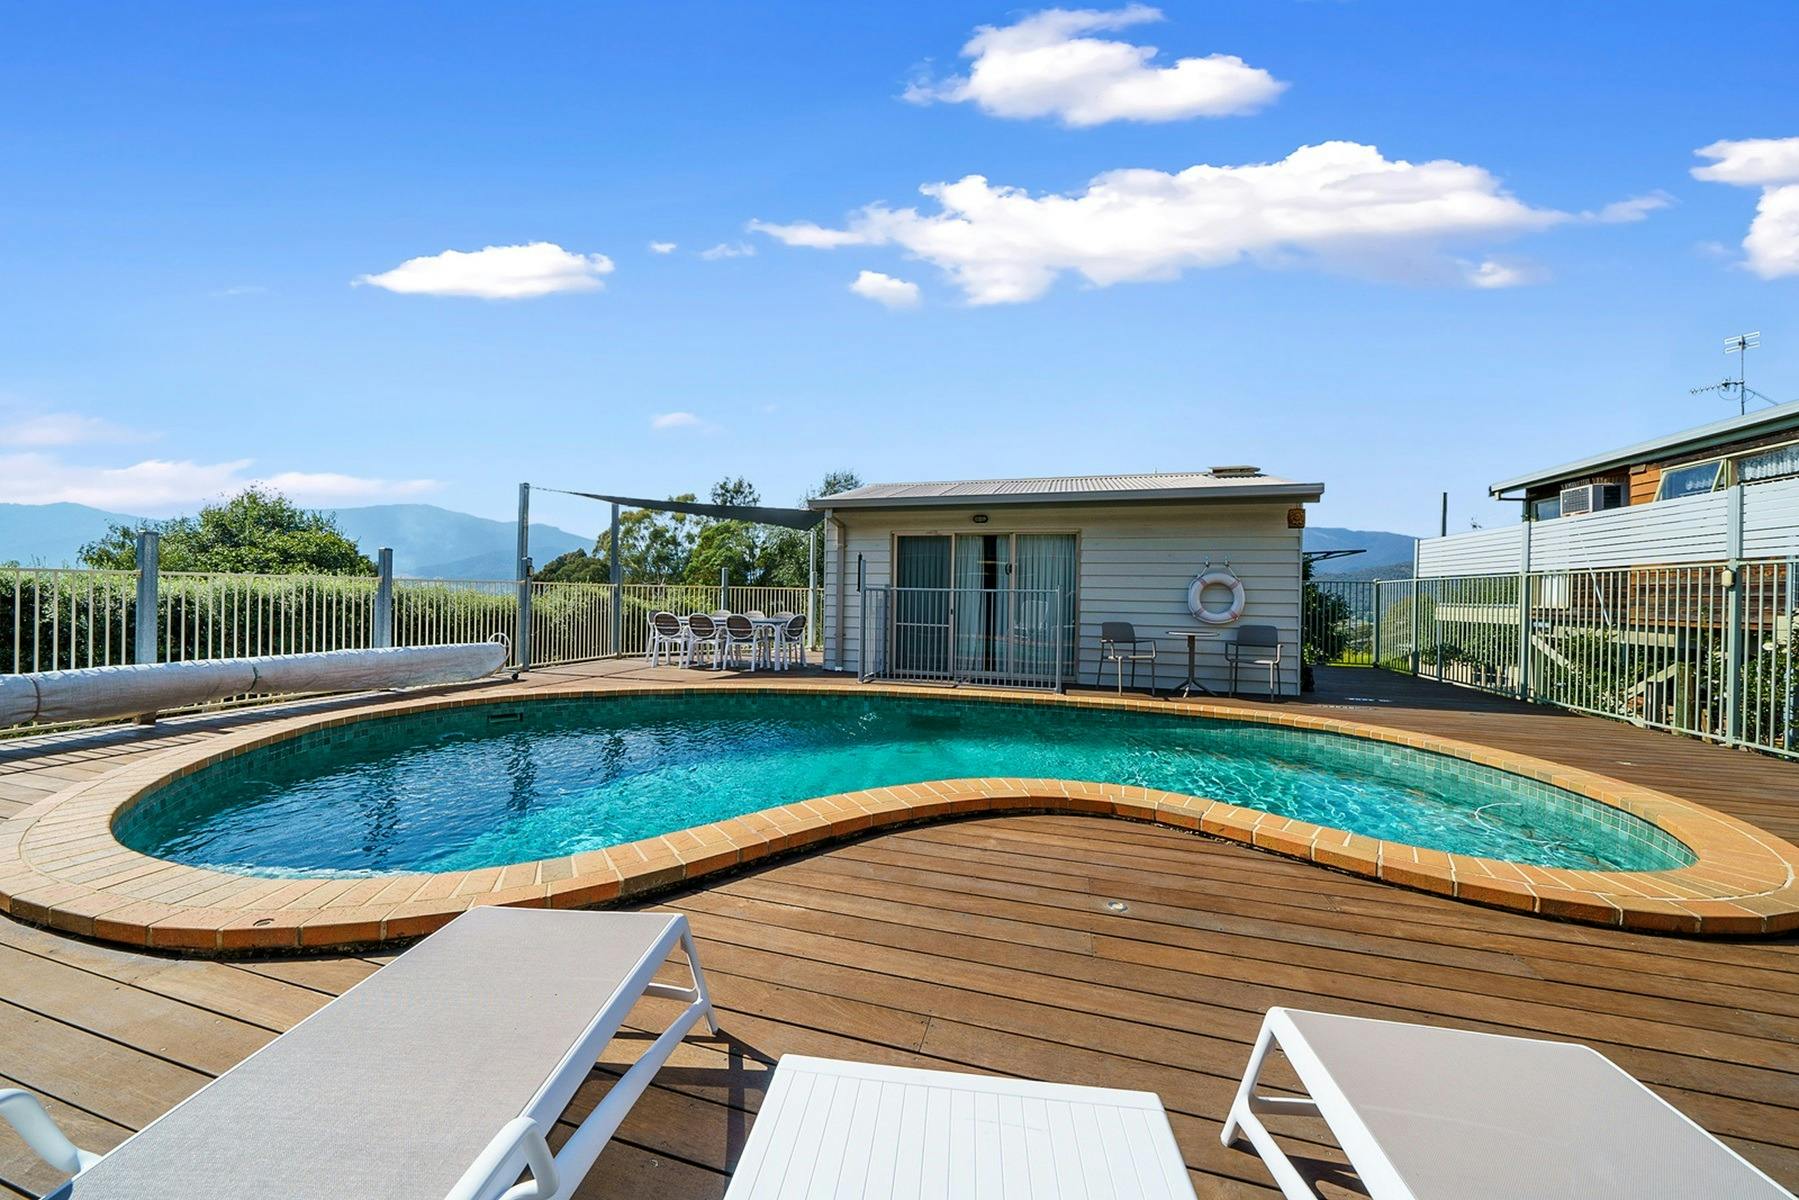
[1165,628,1223,697]
[724,1055,1197,1199]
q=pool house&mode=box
[811,468,1325,695]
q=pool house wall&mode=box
[822,499,1305,696]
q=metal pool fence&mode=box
[858,585,1067,692]
[6,565,821,680]
[1306,559,1796,759]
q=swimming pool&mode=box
[115,692,1695,877]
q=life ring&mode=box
[1188,570,1245,625]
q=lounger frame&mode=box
[443,918,718,1200]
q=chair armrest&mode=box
[0,1089,100,1177]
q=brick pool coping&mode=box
[2,680,1796,952]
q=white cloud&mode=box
[1464,258,1544,289]
[1691,137,1799,279]
[754,141,1569,304]
[849,270,922,308]
[699,241,756,260]
[0,453,437,512]
[1691,137,1799,186]
[1586,191,1674,223]
[212,284,270,297]
[0,412,148,448]
[649,411,719,433]
[354,242,614,299]
[903,4,1285,127]
[648,241,678,254]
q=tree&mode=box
[79,487,374,575]
[566,495,703,583]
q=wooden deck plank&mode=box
[1,662,1796,1196]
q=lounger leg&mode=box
[1222,1014,1324,1200]
[0,1090,100,1177]
[680,926,720,1036]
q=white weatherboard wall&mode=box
[1417,477,1799,576]
[822,501,1303,695]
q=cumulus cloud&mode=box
[0,412,148,448]
[1587,192,1674,223]
[648,241,678,254]
[1464,258,1544,289]
[699,242,756,260]
[0,453,437,512]
[753,141,1570,304]
[1691,137,1799,279]
[848,270,922,308]
[904,5,1284,127]
[650,411,719,433]
[354,242,614,299]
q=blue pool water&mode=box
[116,693,1694,876]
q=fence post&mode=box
[608,503,622,657]
[372,548,394,649]
[719,566,728,612]
[1372,582,1383,669]
[1724,483,1746,744]
[1515,520,1532,700]
[133,530,160,665]
[514,483,532,672]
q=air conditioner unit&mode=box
[1557,483,1624,516]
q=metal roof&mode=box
[808,470,1324,510]
[1489,398,1799,496]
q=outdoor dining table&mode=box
[1165,627,1223,697]
[676,614,793,671]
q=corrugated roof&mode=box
[1489,398,1799,496]
[808,470,1324,509]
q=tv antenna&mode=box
[1689,331,1765,415]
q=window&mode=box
[1736,440,1799,485]
[1655,460,1722,501]
[1530,496,1561,521]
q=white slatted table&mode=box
[725,1056,1197,1199]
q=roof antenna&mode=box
[1689,331,1761,415]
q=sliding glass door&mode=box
[893,531,1077,683]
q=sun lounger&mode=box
[3,907,716,1200]
[1224,1006,1794,1199]
[723,1055,1197,1199]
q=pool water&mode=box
[117,693,1694,876]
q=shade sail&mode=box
[551,490,824,530]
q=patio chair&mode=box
[1224,624,1283,698]
[1098,620,1157,693]
[774,613,807,670]
[646,610,686,666]
[1223,1007,1792,1200]
[685,612,723,668]
[719,613,763,670]
[2,908,717,1200]
[724,1056,1197,1199]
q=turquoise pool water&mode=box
[116,693,1694,876]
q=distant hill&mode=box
[1303,526,1417,578]
[326,505,591,578]
[0,501,593,579]
[0,502,142,567]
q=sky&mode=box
[2,1,1797,541]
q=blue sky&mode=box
[2,2,1796,539]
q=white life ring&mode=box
[1188,570,1246,625]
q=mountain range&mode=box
[0,502,594,579]
[0,501,1415,580]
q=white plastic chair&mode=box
[685,613,723,669]
[775,613,808,670]
[719,614,763,670]
[646,611,686,666]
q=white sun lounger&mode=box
[723,1055,1197,1199]
[1224,1007,1795,1200]
[2,907,716,1200]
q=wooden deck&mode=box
[1,666,1796,1197]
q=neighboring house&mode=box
[1490,399,1799,520]
[808,469,1324,697]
